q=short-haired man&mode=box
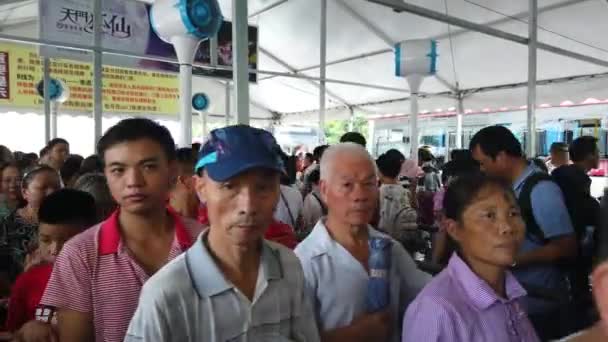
[470,125,577,340]
[547,142,569,174]
[340,132,367,147]
[126,125,319,341]
[8,189,97,334]
[18,118,202,342]
[169,147,198,219]
[295,143,430,342]
[45,138,70,172]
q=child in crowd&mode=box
[7,189,97,333]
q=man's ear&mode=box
[168,160,178,187]
[194,173,207,203]
[319,179,328,203]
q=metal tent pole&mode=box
[527,0,538,157]
[225,81,231,126]
[93,0,103,149]
[456,95,464,149]
[232,0,250,124]
[43,58,51,143]
[319,0,327,144]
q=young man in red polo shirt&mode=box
[7,189,97,333]
[16,118,202,342]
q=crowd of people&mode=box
[0,118,605,341]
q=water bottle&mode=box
[367,237,392,312]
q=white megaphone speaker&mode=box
[150,0,223,147]
[192,92,210,140]
[394,39,438,163]
[37,78,70,139]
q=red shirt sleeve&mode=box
[6,272,29,332]
[6,264,53,332]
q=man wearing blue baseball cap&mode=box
[125,125,320,341]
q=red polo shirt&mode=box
[39,209,201,342]
[5,263,54,332]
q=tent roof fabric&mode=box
[2,0,608,123]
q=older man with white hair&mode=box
[295,143,430,342]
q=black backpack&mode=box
[518,171,595,302]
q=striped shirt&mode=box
[125,232,320,341]
[403,253,539,342]
[39,209,201,342]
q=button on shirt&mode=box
[40,209,201,342]
[403,253,539,342]
[295,220,430,342]
[511,163,574,313]
[125,232,320,342]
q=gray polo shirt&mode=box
[125,232,320,342]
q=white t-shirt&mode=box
[274,185,303,228]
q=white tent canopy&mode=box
[1,0,608,124]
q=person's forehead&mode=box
[331,153,375,175]
[104,139,166,163]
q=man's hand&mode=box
[14,320,57,342]
[353,310,392,341]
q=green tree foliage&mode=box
[324,116,368,145]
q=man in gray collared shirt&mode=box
[125,125,319,342]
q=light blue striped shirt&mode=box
[125,232,320,342]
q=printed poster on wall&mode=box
[39,0,258,82]
[0,42,179,115]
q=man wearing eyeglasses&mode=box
[126,125,319,342]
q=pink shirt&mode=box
[40,209,201,342]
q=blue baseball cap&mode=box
[195,125,284,182]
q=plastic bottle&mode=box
[367,237,392,312]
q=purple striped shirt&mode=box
[403,253,540,342]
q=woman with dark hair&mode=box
[0,163,21,220]
[403,175,539,342]
[0,165,61,279]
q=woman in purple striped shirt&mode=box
[403,175,540,342]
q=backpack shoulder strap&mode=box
[518,172,553,244]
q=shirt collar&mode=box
[512,162,537,191]
[98,207,193,255]
[447,253,527,310]
[305,219,386,258]
[187,231,283,298]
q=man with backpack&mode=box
[376,153,417,247]
[552,136,600,330]
[470,126,577,341]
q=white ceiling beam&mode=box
[334,0,394,47]
[249,0,290,18]
[366,0,608,68]
[259,47,352,107]
[266,0,594,78]
[336,0,458,93]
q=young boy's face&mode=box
[38,223,83,263]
